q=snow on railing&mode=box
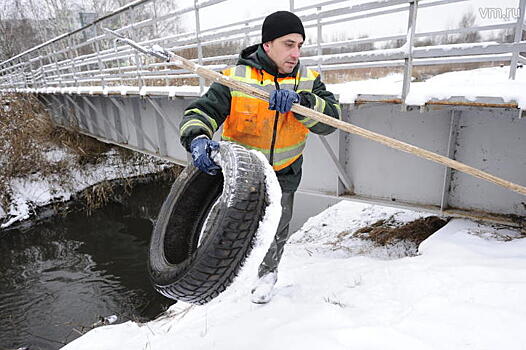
[0,0,525,104]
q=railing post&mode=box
[18,58,28,89]
[151,0,169,87]
[49,44,62,88]
[244,21,250,48]
[94,24,106,89]
[28,57,36,89]
[316,6,323,80]
[67,36,79,88]
[7,63,13,89]
[152,0,160,39]
[290,0,294,12]
[23,59,29,89]
[129,6,144,90]
[0,66,4,89]
[194,0,205,94]
[509,0,526,79]
[10,62,16,89]
[38,56,45,88]
[113,40,125,87]
[401,0,418,111]
[14,60,19,88]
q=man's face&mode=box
[263,33,304,74]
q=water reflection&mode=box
[0,180,175,349]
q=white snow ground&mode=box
[62,199,526,350]
[328,65,526,108]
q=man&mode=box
[179,11,341,303]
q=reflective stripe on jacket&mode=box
[222,65,318,171]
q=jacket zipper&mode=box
[269,77,280,166]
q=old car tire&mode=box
[148,142,268,304]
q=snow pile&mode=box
[61,201,526,350]
[328,72,404,104]
[291,201,435,259]
[406,66,526,108]
[328,65,526,108]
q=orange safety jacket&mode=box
[221,65,319,171]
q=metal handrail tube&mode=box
[45,60,228,82]
[0,60,28,73]
[43,60,227,77]
[45,70,219,84]
[313,53,512,72]
[299,42,525,66]
[305,22,515,52]
[294,0,351,12]
[413,42,526,59]
[413,53,512,65]
[302,0,469,34]
[300,0,416,23]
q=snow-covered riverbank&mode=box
[0,147,173,229]
[62,200,526,350]
[0,95,175,230]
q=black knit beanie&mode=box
[261,11,305,43]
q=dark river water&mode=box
[0,179,176,349]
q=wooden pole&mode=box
[105,29,526,197]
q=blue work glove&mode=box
[269,89,300,113]
[190,137,221,175]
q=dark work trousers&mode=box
[258,191,295,277]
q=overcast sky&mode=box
[175,0,521,41]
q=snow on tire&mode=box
[148,142,268,305]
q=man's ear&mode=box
[262,41,271,53]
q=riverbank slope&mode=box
[0,94,178,230]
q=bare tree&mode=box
[0,0,178,56]
[0,0,41,60]
[458,10,480,43]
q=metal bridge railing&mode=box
[1,0,525,103]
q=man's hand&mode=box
[269,89,300,113]
[190,137,221,175]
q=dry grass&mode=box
[0,94,67,208]
[353,216,448,246]
[0,93,175,217]
[50,127,112,166]
[79,180,117,214]
[0,94,114,180]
